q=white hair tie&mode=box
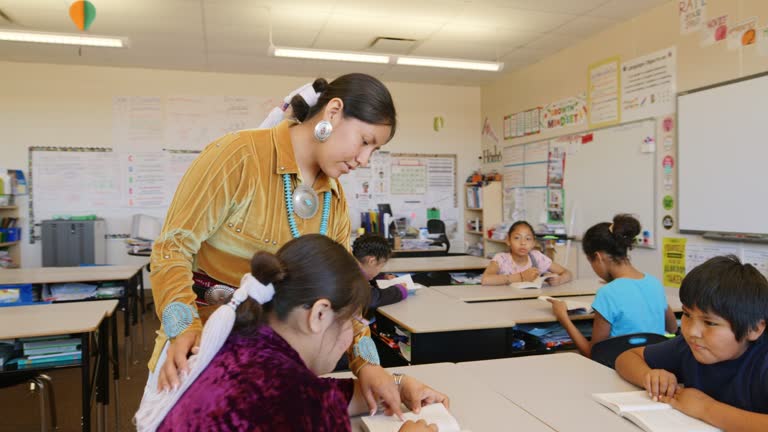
[231,273,275,307]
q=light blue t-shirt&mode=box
[591,274,668,337]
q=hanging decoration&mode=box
[69,1,96,31]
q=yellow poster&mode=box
[662,237,687,288]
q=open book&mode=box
[376,274,423,291]
[592,391,721,432]
[509,273,556,289]
[361,403,461,432]
[538,295,593,314]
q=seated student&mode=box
[616,255,768,432]
[546,214,677,357]
[135,234,447,432]
[481,220,572,286]
[353,233,409,314]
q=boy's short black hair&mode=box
[680,255,768,341]
[351,234,392,262]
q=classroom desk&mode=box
[459,353,643,432]
[375,287,682,364]
[0,300,118,432]
[432,278,604,302]
[0,265,146,374]
[327,362,554,432]
[382,255,489,273]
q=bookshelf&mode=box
[0,199,20,268]
[464,181,504,258]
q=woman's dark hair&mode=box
[582,214,640,262]
[352,233,392,262]
[234,234,370,335]
[680,255,768,341]
[289,78,329,125]
[297,73,397,141]
[507,221,536,238]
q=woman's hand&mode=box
[399,420,438,431]
[358,364,403,418]
[157,330,201,391]
[399,375,450,414]
[520,268,539,282]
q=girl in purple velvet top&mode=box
[135,234,447,431]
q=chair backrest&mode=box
[427,219,446,234]
[591,333,669,369]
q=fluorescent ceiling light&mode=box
[271,46,389,64]
[397,56,503,72]
[0,29,126,48]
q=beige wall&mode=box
[0,61,480,267]
[481,0,768,280]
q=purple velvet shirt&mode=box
[159,325,355,431]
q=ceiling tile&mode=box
[589,0,672,19]
[452,7,575,33]
[410,40,504,62]
[323,13,443,39]
[470,0,608,15]
[552,15,619,37]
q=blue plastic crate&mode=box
[0,284,34,306]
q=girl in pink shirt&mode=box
[481,221,572,286]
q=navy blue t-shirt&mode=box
[644,335,768,413]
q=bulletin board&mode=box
[502,119,657,248]
[338,151,458,232]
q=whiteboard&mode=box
[678,73,768,234]
[30,147,198,239]
[564,119,657,247]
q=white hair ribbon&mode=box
[235,273,276,306]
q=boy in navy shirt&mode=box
[616,255,768,431]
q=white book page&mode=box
[376,274,419,290]
[361,403,461,432]
[509,274,555,289]
[539,295,593,313]
[624,408,722,432]
[593,391,668,414]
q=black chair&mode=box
[427,219,450,255]
[591,333,669,369]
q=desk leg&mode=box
[81,332,91,432]
[96,317,109,432]
[122,296,131,380]
[111,313,120,431]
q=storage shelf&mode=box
[0,241,19,247]
[465,207,482,211]
[0,206,18,210]
[466,230,483,235]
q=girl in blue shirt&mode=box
[546,214,678,357]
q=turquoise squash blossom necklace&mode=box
[283,174,331,238]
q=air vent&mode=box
[368,36,417,54]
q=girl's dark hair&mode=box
[507,220,536,238]
[680,255,768,342]
[233,234,370,335]
[582,214,640,262]
[352,233,392,262]
[298,73,397,141]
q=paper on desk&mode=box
[361,403,461,432]
[376,274,422,291]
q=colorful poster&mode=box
[547,140,567,188]
[621,47,676,122]
[588,57,621,128]
[540,93,587,131]
[547,189,564,224]
[701,15,728,46]
[685,243,739,274]
[662,237,687,288]
[679,0,707,35]
[727,17,757,50]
